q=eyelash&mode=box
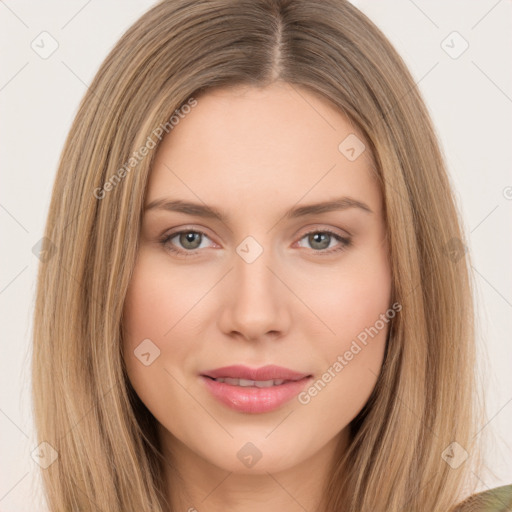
[158,228,352,258]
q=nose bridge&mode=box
[217,233,290,339]
[234,234,279,303]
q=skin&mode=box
[122,81,392,512]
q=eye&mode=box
[296,229,351,255]
[159,229,214,257]
[159,227,352,257]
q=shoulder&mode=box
[451,484,512,511]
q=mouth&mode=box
[199,365,313,414]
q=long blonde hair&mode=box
[32,0,482,510]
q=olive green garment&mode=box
[452,484,512,511]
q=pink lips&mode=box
[200,364,312,414]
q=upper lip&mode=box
[201,365,311,381]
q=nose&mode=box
[216,243,291,343]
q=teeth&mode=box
[213,377,286,387]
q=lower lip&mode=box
[200,375,312,414]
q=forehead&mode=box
[145,82,381,218]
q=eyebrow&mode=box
[144,196,373,223]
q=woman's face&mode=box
[122,82,392,476]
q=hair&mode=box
[32,0,483,510]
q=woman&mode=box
[31,0,511,510]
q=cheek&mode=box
[306,244,392,349]
[297,245,392,414]
[122,249,207,354]
[121,251,198,407]
[336,266,391,348]
[122,260,171,354]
